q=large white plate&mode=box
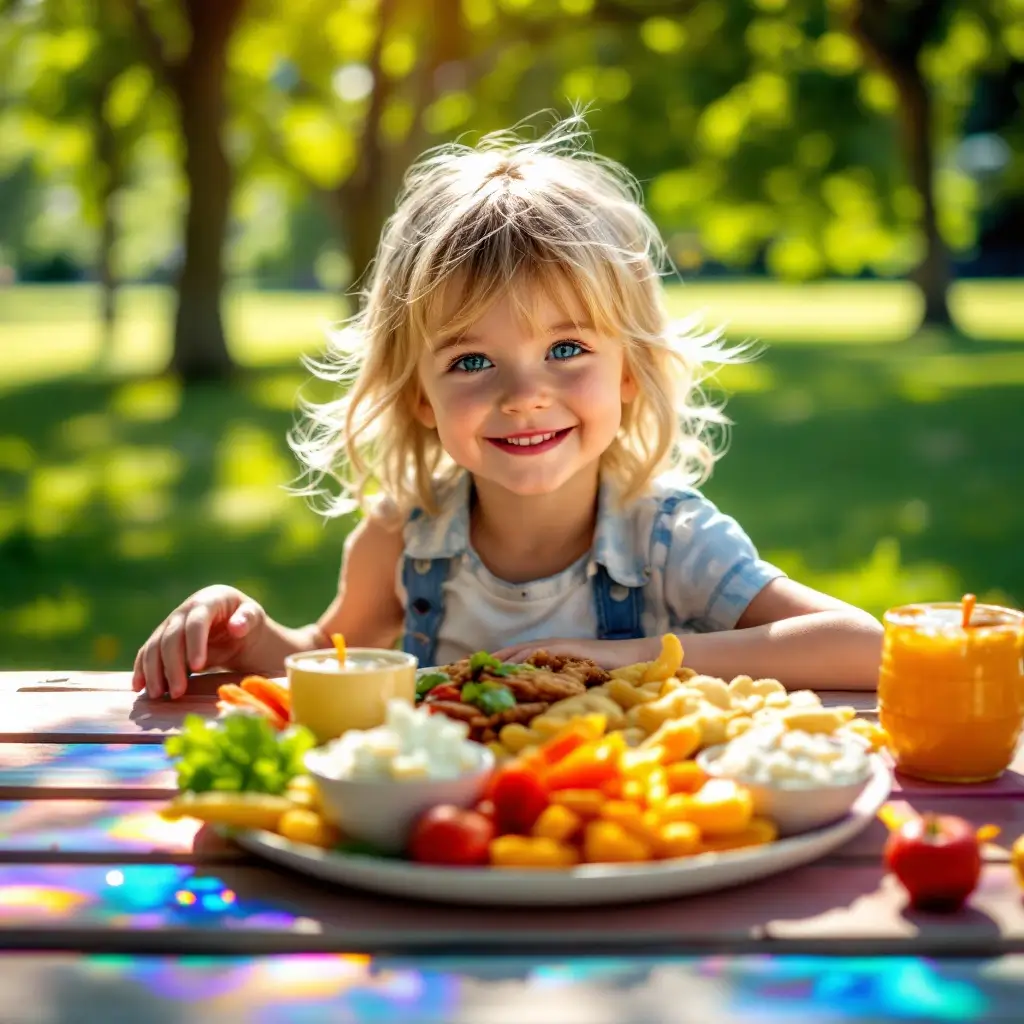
[230,755,891,907]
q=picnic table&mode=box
[3,670,1024,1021]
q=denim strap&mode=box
[400,556,450,667]
[400,491,687,657]
[592,564,644,641]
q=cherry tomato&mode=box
[474,798,496,821]
[424,684,463,703]
[884,813,987,911]
[407,805,494,866]
[489,763,550,835]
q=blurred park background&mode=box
[1,0,1022,671]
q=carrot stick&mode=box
[240,676,291,721]
[216,684,287,730]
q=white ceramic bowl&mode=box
[697,742,875,837]
[304,741,495,854]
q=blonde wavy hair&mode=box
[290,112,741,518]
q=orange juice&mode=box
[878,600,1024,782]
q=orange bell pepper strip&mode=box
[216,684,287,730]
[543,734,626,791]
[239,676,291,722]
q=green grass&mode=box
[1,282,1022,671]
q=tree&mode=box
[0,0,151,355]
[241,0,690,292]
[844,0,954,328]
[122,0,247,382]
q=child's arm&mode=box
[313,513,407,650]
[495,585,882,691]
[134,514,405,699]
[669,577,883,691]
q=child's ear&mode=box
[621,365,638,404]
[414,391,437,429]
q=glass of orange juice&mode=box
[878,597,1024,783]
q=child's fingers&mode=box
[141,635,169,700]
[158,615,190,700]
[227,600,264,637]
[184,604,212,673]
[132,645,146,692]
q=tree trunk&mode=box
[893,63,953,329]
[171,95,234,381]
[168,0,245,382]
[94,79,120,366]
[97,181,118,361]
[339,185,389,292]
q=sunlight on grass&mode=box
[103,446,183,520]
[711,361,776,395]
[209,422,292,531]
[9,588,90,638]
[248,372,309,411]
[116,526,176,560]
[271,500,333,563]
[28,463,96,537]
[57,413,115,454]
[896,352,1024,400]
[110,377,183,422]
[767,537,960,617]
[0,436,35,472]
[2,282,1023,395]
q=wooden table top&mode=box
[2,670,1024,959]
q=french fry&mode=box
[161,791,293,831]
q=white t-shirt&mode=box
[398,473,785,667]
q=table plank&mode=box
[2,859,1021,955]
[0,671,239,698]
[0,861,763,954]
[0,743,175,799]
[0,692,217,743]
[4,952,1022,1024]
[763,863,1024,947]
[0,800,237,862]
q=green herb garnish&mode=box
[461,680,517,715]
[165,713,315,795]
[468,651,502,677]
[415,672,450,699]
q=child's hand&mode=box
[491,637,655,670]
[133,585,268,700]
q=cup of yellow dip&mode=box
[284,648,418,744]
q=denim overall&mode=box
[400,494,684,665]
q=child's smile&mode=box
[487,427,574,454]
[416,285,636,497]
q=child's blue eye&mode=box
[451,353,494,373]
[549,340,585,361]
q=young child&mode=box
[133,115,883,700]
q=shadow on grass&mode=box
[0,339,1022,670]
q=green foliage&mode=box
[2,0,1022,288]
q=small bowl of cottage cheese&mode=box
[304,699,494,853]
[697,724,875,836]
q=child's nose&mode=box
[499,367,552,415]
